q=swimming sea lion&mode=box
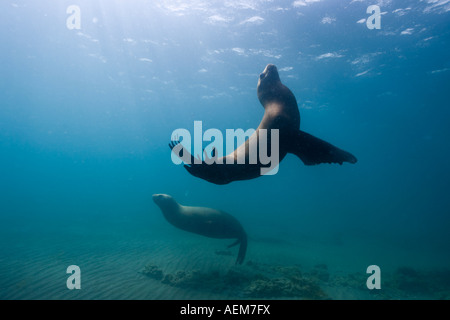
[152,194,247,264]
[170,64,357,184]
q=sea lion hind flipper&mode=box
[236,235,247,265]
[289,130,357,165]
[227,239,240,248]
[228,236,247,264]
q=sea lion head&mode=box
[152,194,179,212]
[257,64,281,105]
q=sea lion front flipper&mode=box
[183,162,229,185]
[289,130,357,165]
[169,140,208,178]
[169,140,197,165]
[169,140,218,168]
[169,141,229,184]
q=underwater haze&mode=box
[1,0,450,299]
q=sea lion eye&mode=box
[259,73,265,80]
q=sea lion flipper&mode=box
[289,130,357,165]
[183,162,226,185]
[169,140,219,168]
[227,239,240,248]
[169,139,197,165]
[236,235,247,265]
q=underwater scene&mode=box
[1,0,449,300]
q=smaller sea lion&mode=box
[152,194,247,264]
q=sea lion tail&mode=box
[235,234,247,265]
[288,130,357,165]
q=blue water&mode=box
[1,0,449,300]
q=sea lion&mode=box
[152,194,247,265]
[170,64,357,184]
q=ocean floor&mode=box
[1,212,449,300]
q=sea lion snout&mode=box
[259,64,277,80]
[257,64,281,104]
[263,63,277,73]
[152,193,161,202]
[258,64,280,84]
[152,193,172,206]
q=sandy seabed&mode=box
[1,214,449,300]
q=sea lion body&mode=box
[152,194,247,264]
[170,64,357,184]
